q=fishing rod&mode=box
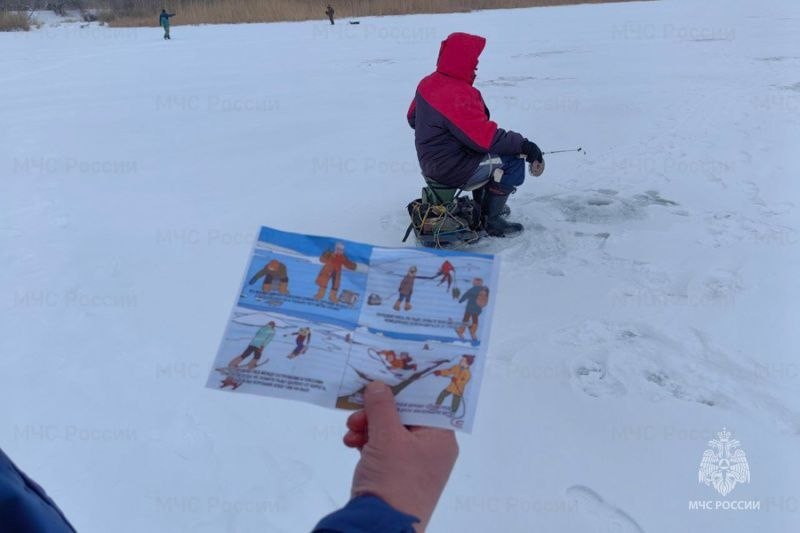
[542,146,585,155]
[527,147,585,176]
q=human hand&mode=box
[343,381,458,531]
[529,159,545,177]
[521,139,543,163]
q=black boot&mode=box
[483,190,522,237]
[472,187,485,206]
[473,186,510,216]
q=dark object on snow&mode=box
[0,447,77,532]
[403,179,483,248]
[483,189,522,237]
[349,21,360,25]
[367,293,382,305]
[452,287,461,299]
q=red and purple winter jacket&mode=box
[407,32,526,187]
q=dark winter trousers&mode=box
[462,311,479,327]
[240,344,263,361]
[465,154,526,194]
[436,390,462,412]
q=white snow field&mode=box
[2,0,799,531]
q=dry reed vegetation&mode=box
[0,10,31,30]
[100,0,640,27]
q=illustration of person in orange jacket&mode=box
[434,355,475,413]
[314,242,357,303]
[249,259,289,294]
[378,349,418,371]
[393,266,417,311]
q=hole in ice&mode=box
[587,198,613,206]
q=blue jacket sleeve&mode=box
[0,448,77,533]
[313,495,419,532]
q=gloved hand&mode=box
[521,140,543,163]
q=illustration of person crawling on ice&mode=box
[248,259,289,294]
[287,327,312,359]
[457,277,489,341]
[433,355,475,413]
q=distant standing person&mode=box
[325,4,335,25]
[159,9,175,40]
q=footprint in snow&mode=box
[558,321,800,433]
[571,354,627,398]
[566,485,645,533]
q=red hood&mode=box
[436,32,486,84]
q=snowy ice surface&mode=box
[1,0,799,531]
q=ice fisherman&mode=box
[394,266,417,311]
[434,355,475,413]
[249,259,289,294]
[457,277,489,341]
[159,9,175,40]
[407,32,545,237]
[315,242,357,303]
[325,4,335,25]
[228,321,275,370]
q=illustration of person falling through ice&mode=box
[433,355,474,414]
[457,277,489,341]
[314,242,357,304]
[435,260,455,291]
[248,259,289,294]
[393,266,417,311]
[287,327,312,359]
[378,349,417,372]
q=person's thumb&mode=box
[363,381,402,443]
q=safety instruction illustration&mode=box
[206,226,500,432]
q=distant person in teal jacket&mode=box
[159,9,175,40]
